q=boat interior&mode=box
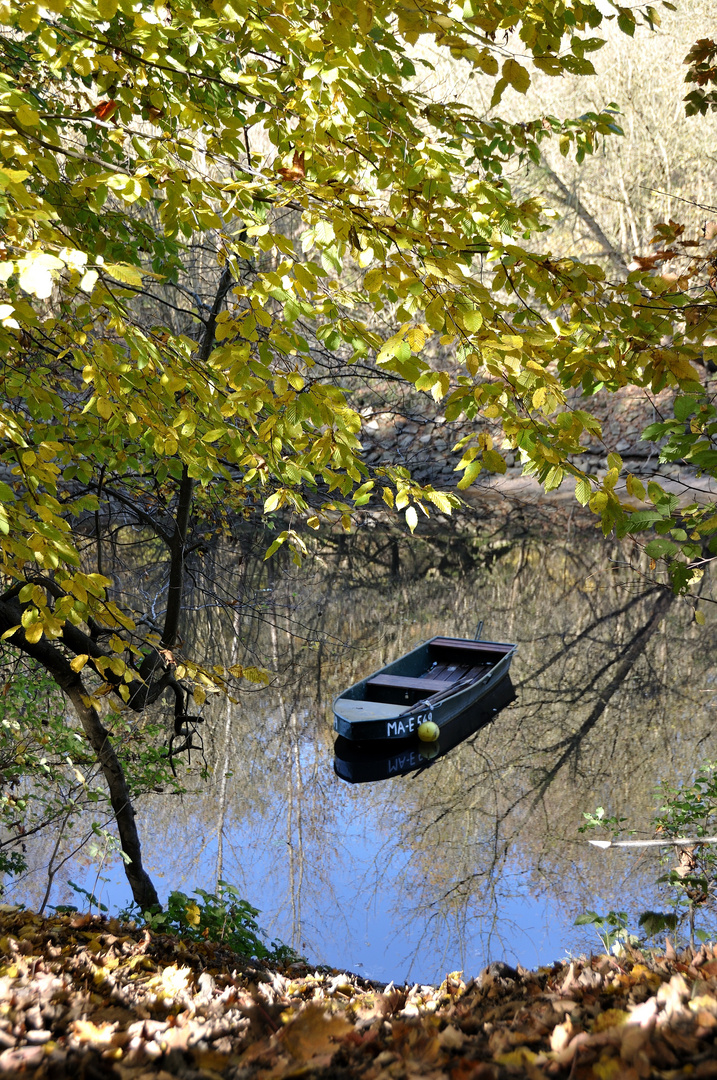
[361,638,512,707]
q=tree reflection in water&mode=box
[9,518,717,983]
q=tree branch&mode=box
[542,164,629,275]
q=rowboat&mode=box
[334,676,516,782]
[333,632,517,742]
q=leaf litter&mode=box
[1,908,717,1078]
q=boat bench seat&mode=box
[366,674,450,693]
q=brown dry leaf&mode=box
[279,1002,352,1062]
[70,913,93,930]
[278,150,305,182]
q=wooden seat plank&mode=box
[367,674,450,693]
[427,662,467,682]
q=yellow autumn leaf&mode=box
[16,103,40,127]
[431,372,450,401]
[364,268,384,293]
[592,1008,630,1032]
[495,1047,539,1066]
[79,269,98,293]
[104,263,143,287]
[185,902,201,926]
[406,326,426,352]
[463,309,483,332]
[146,965,193,1000]
[70,1019,117,1046]
[426,490,453,513]
[466,353,480,376]
[70,654,89,672]
[626,474,646,501]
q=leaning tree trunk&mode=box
[63,682,160,911]
[0,601,160,911]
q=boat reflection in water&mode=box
[333,676,516,784]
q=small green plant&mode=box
[652,763,717,947]
[577,765,717,950]
[574,909,638,954]
[67,880,108,913]
[0,655,186,896]
[120,880,302,964]
[578,805,631,839]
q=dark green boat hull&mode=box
[332,635,517,742]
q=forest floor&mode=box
[1,908,717,1080]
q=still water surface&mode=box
[12,520,717,984]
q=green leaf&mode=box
[503,58,530,93]
[574,911,602,926]
[674,395,698,422]
[644,538,679,559]
[463,310,483,332]
[617,11,636,36]
[457,461,482,489]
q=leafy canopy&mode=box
[0,0,714,706]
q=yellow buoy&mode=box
[418,720,440,742]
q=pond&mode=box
[8,511,717,985]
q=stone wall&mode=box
[358,381,716,501]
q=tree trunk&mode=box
[62,683,160,911]
[0,601,160,912]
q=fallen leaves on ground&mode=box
[0,909,716,1078]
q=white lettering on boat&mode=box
[386,713,429,738]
